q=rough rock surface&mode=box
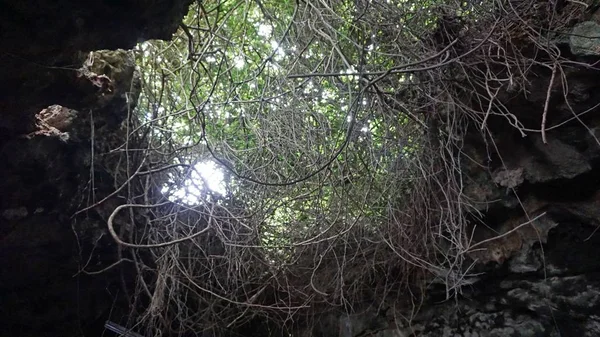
[0,49,141,337]
[0,1,191,336]
[0,0,192,138]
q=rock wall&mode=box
[0,1,192,336]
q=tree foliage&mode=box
[97,0,591,335]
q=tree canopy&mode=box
[100,0,586,335]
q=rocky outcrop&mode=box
[0,1,192,336]
[0,0,192,139]
[0,49,141,337]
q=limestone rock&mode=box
[570,21,600,56]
